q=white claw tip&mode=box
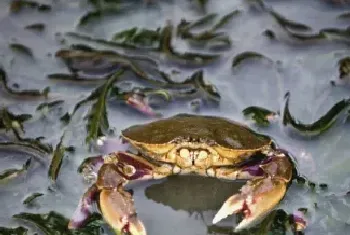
[212,212,228,224]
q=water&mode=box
[1,0,350,234]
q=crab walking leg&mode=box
[68,184,99,229]
[212,152,294,232]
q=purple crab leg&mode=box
[68,184,98,229]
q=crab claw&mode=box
[213,177,287,232]
[100,189,147,235]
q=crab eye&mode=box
[179,148,190,158]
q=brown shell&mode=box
[121,114,271,150]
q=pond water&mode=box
[1,0,350,234]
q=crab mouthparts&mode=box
[179,148,209,163]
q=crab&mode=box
[68,114,306,234]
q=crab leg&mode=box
[70,151,175,235]
[212,151,295,232]
[68,184,99,229]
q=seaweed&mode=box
[65,25,221,66]
[0,68,50,98]
[282,92,350,137]
[159,23,221,66]
[36,100,64,111]
[337,11,350,18]
[10,0,51,14]
[184,70,221,104]
[78,9,122,27]
[13,211,104,235]
[60,112,71,124]
[211,10,242,31]
[0,142,50,157]
[65,31,144,50]
[269,9,312,31]
[111,27,161,47]
[54,48,161,85]
[9,43,34,58]
[177,14,218,34]
[0,226,28,235]
[0,108,53,154]
[176,10,240,48]
[24,23,46,32]
[0,108,32,135]
[232,51,272,68]
[23,192,44,206]
[85,70,124,143]
[48,135,66,183]
[0,158,32,182]
[243,106,277,126]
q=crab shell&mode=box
[121,114,274,170]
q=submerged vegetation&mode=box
[1,0,350,234]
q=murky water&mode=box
[1,0,350,234]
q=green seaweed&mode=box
[337,11,350,19]
[0,226,28,235]
[176,10,239,48]
[47,73,105,82]
[0,68,50,98]
[211,10,242,31]
[188,70,221,103]
[36,100,64,111]
[9,43,34,58]
[0,108,52,153]
[159,23,221,66]
[24,23,46,32]
[60,112,71,124]
[177,13,218,33]
[282,92,350,137]
[23,192,44,206]
[78,9,122,27]
[269,9,312,31]
[0,158,31,183]
[0,142,50,156]
[65,31,144,50]
[48,135,66,183]
[232,51,272,68]
[0,108,32,134]
[54,48,159,84]
[13,211,104,235]
[85,70,124,143]
[243,106,277,126]
[10,0,51,13]
[111,27,161,47]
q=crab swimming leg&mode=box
[69,151,175,235]
[211,150,301,232]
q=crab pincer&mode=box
[213,151,293,232]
